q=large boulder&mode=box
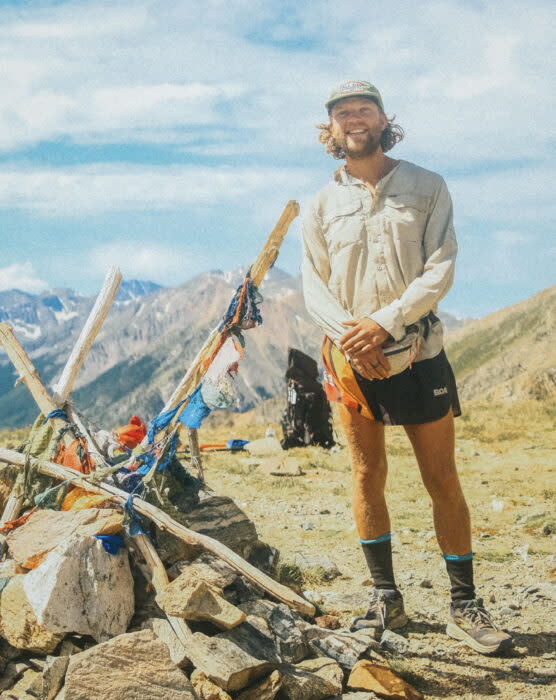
[64,629,197,700]
[5,508,123,569]
[23,533,134,643]
[0,574,64,653]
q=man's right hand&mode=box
[350,346,391,380]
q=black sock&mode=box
[444,553,475,602]
[360,532,398,592]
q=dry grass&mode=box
[1,399,553,568]
[1,398,554,699]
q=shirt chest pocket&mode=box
[323,201,364,255]
[382,194,428,243]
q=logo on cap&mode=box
[339,81,367,94]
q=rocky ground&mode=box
[0,398,553,698]
[198,399,556,699]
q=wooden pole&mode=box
[53,266,122,406]
[188,428,204,484]
[132,534,194,645]
[0,323,57,418]
[0,323,106,525]
[0,447,314,617]
[0,323,79,527]
[155,200,299,437]
[249,200,300,286]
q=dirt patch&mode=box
[196,399,556,699]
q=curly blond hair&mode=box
[316,115,405,159]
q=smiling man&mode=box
[301,79,512,655]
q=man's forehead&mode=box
[331,96,379,113]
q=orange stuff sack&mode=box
[115,415,147,450]
[53,438,95,474]
[61,487,112,511]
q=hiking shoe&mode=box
[350,588,408,635]
[447,598,513,654]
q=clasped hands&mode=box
[339,318,391,381]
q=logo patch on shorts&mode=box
[433,387,448,397]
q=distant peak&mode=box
[116,280,162,302]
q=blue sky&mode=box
[0,0,554,318]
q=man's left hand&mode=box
[340,318,390,356]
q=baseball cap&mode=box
[325,80,384,113]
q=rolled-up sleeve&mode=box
[369,178,457,340]
[301,199,354,344]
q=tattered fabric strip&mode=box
[177,385,211,429]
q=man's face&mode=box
[329,97,387,159]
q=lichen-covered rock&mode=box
[157,578,245,630]
[348,660,423,699]
[24,533,134,643]
[64,629,196,700]
[239,599,309,663]
[280,657,344,700]
[0,574,64,653]
[183,631,275,692]
[190,669,232,699]
[6,508,123,569]
[142,617,190,667]
[237,669,283,699]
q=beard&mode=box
[333,126,383,160]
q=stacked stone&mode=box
[0,471,420,700]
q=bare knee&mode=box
[351,451,388,508]
[423,468,465,503]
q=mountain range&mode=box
[1,271,552,430]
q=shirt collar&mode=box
[334,161,403,189]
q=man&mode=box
[301,79,511,655]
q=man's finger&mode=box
[339,327,360,345]
[341,336,363,352]
[349,342,372,356]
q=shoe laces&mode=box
[367,589,391,625]
[459,600,497,629]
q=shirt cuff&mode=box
[367,304,405,341]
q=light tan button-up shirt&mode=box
[301,159,457,365]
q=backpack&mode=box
[280,348,335,450]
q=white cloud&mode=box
[89,242,195,283]
[0,163,316,215]
[0,0,552,164]
[0,262,48,293]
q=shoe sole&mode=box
[446,622,512,655]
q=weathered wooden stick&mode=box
[188,428,204,484]
[0,491,22,554]
[0,447,315,617]
[157,200,299,430]
[0,323,57,417]
[249,199,300,286]
[53,266,122,406]
[0,325,78,457]
[132,533,194,645]
[0,492,24,530]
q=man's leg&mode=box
[403,410,471,558]
[338,403,389,541]
[404,410,511,653]
[339,404,407,633]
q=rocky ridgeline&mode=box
[0,455,423,700]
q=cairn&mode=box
[0,201,422,699]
